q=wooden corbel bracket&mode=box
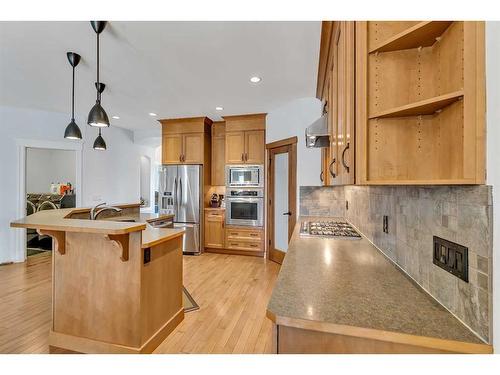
[37,229,66,255]
[107,233,130,262]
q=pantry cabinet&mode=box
[211,121,226,186]
[223,114,266,165]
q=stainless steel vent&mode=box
[305,101,330,148]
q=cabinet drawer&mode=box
[225,228,263,241]
[225,240,263,252]
[205,212,224,220]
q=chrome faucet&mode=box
[90,202,122,220]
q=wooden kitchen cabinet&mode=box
[223,114,266,165]
[355,21,485,184]
[318,21,356,186]
[211,121,226,186]
[204,210,225,249]
[225,226,264,254]
[159,117,212,165]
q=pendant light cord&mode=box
[96,32,100,102]
[71,65,75,120]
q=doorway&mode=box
[266,137,297,264]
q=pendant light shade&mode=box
[93,129,107,150]
[64,52,82,140]
[87,21,109,128]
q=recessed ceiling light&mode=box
[149,112,157,117]
[112,115,120,119]
[250,76,262,83]
[215,106,224,111]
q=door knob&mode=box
[283,212,292,216]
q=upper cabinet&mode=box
[159,117,212,166]
[318,21,356,186]
[223,114,266,165]
[211,121,226,186]
[356,21,486,185]
[317,21,486,185]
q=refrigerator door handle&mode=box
[173,176,178,217]
[178,177,183,214]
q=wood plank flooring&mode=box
[0,252,280,354]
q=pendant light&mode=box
[64,52,82,139]
[93,82,107,150]
[93,128,107,150]
[87,21,109,128]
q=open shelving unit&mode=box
[356,21,486,185]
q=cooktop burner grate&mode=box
[300,221,361,239]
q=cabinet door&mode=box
[204,212,224,248]
[162,134,183,164]
[244,130,265,164]
[226,131,246,164]
[212,136,225,185]
[183,133,204,163]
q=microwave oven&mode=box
[225,165,264,188]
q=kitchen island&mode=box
[267,216,493,354]
[10,203,184,354]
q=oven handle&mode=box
[226,198,263,203]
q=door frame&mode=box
[15,138,83,263]
[266,136,297,264]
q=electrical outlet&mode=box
[383,215,389,233]
[433,236,468,282]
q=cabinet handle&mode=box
[329,158,336,178]
[179,154,182,162]
[241,153,244,161]
[245,153,248,161]
[320,170,324,182]
[341,142,350,173]
[250,244,258,248]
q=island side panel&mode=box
[140,236,184,345]
[52,231,142,348]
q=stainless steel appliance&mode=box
[299,221,361,239]
[226,188,264,227]
[158,165,203,254]
[226,165,264,188]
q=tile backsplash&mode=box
[300,185,493,343]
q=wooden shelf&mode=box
[369,91,464,119]
[369,21,453,53]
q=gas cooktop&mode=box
[299,220,361,239]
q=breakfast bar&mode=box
[10,203,185,354]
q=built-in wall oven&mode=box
[226,165,264,188]
[226,188,264,227]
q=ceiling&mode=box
[0,21,321,131]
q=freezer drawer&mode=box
[174,223,200,254]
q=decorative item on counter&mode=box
[210,193,220,208]
[219,194,225,208]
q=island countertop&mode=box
[10,205,184,248]
[267,216,491,353]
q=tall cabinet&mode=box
[223,114,266,164]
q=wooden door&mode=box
[266,137,297,265]
[204,212,224,248]
[162,134,183,164]
[211,136,225,185]
[183,133,204,163]
[245,130,265,164]
[225,131,246,164]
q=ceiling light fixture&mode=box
[93,128,107,151]
[149,112,157,117]
[250,76,262,83]
[64,52,82,140]
[87,21,110,128]
[215,106,224,111]
[112,115,120,119]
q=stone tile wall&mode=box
[299,185,493,343]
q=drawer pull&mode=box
[250,233,258,237]
[250,244,258,248]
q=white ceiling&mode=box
[0,21,321,131]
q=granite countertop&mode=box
[267,216,484,345]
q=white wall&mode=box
[486,21,500,352]
[26,148,76,193]
[0,105,156,264]
[266,97,323,212]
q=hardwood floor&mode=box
[0,251,280,354]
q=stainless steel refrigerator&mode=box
[158,165,202,254]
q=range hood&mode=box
[305,112,330,148]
